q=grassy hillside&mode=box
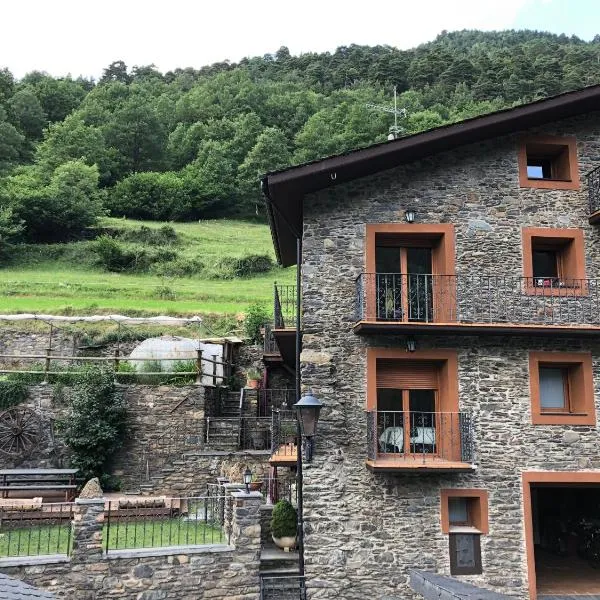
[0,218,294,317]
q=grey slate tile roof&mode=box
[0,573,56,599]
[409,570,511,599]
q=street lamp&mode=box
[243,467,252,495]
[293,391,323,577]
[294,391,323,439]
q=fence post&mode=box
[113,348,120,373]
[196,349,203,385]
[72,496,105,565]
[43,348,51,383]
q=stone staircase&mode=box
[259,546,304,599]
[205,390,243,450]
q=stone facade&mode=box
[297,113,600,599]
[0,491,261,599]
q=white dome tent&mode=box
[128,336,226,386]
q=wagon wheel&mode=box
[0,406,41,457]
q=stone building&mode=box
[262,85,600,600]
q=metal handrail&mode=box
[356,273,600,326]
[367,410,475,464]
[586,164,600,216]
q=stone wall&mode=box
[298,112,600,599]
[0,491,262,599]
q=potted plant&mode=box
[246,369,261,389]
[271,499,297,551]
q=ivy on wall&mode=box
[60,368,128,488]
[0,379,28,410]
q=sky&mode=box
[1,0,599,80]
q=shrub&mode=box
[244,302,271,343]
[92,236,177,273]
[60,368,128,481]
[117,225,178,246]
[216,254,274,279]
[92,235,145,272]
[270,500,297,538]
[153,285,177,300]
[151,256,204,277]
[0,379,29,409]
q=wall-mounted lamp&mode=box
[406,336,417,353]
[243,467,252,494]
[405,209,415,223]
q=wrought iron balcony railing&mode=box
[274,283,297,329]
[356,273,600,328]
[263,323,278,353]
[587,165,600,218]
[367,410,475,465]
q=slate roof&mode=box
[409,570,511,600]
[262,83,600,266]
[0,573,56,599]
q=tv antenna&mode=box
[366,86,407,140]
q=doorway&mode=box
[524,473,600,599]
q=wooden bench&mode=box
[0,485,77,501]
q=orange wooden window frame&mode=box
[364,224,456,321]
[522,228,587,296]
[367,348,461,461]
[517,135,579,190]
[528,351,595,425]
[441,488,489,534]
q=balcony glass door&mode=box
[375,246,433,321]
[377,388,437,455]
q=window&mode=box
[518,135,579,190]
[539,367,568,411]
[367,349,462,465]
[441,489,489,534]
[529,352,595,425]
[522,228,586,295]
[364,224,455,323]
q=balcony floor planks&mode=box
[366,456,475,473]
[270,443,297,465]
[354,321,600,337]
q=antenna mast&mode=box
[366,86,407,140]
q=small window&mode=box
[529,352,595,426]
[449,533,482,575]
[518,136,579,190]
[526,146,569,181]
[539,367,568,412]
[522,228,586,294]
[532,249,558,280]
[527,158,552,180]
[448,497,469,526]
[441,489,489,534]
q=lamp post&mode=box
[243,467,252,495]
[294,391,323,577]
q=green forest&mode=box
[1,28,600,247]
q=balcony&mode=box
[366,410,475,472]
[355,273,600,336]
[587,165,600,224]
[267,283,298,367]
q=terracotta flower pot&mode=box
[246,379,260,389]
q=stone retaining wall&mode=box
[0,491,262,599]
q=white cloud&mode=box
[1,0,533,79]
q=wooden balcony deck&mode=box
[366,455,475,473]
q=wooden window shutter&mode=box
[376,360,439,389]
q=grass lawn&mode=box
[0,518,226,557]
[0,218,295,317]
